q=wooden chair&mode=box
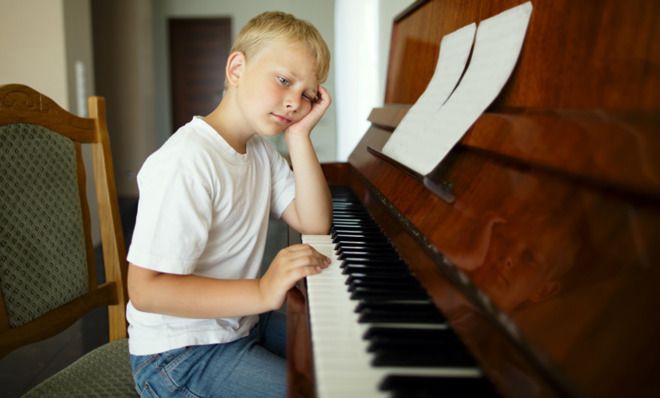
[0,84,136,396]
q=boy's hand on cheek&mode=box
[285,86,332,139]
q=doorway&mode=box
[169,18,232,131]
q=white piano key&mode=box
[301,233,482,398]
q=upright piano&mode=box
[287,0,660,397]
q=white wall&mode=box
[334,0,379,161]
[152,0,337,162]
[334,0,416,161]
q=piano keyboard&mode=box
[302,187,498,398]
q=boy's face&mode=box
[234,39,320,137]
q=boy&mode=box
[126,11,332,398]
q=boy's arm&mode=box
[128,263,267,318]
[128,243,330,318]
[281,86,332,235]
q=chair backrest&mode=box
[0,84,127,358]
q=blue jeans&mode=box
[129,311,286,398]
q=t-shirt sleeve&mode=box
[127,151,213,275]
[266,142,295,219]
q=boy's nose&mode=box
[285,96,300,112]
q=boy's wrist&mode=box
[284,131,314,151]
[284,130,312,143]
[256,277,279,312]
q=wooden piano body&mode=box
[288,0,660,396]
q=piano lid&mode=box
[345,0,660,396]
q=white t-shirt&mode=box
[126,117,295,355]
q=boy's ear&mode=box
[226,51,246,87]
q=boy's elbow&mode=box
[301,218,331,235]
[127,280,149,312]
[302,225,330,235]
[127,263,158,312]
[320,217,332,234]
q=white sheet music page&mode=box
[382,23,476,167]
[382,1,533,176]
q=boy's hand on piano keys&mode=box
[285,86,332,139]
[258,244,331,310]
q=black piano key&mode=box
[332,217,370,222]
[333,232,386,241]
[364,326,460,341]
[334,229,382,237]
[332,217,377,223]
[333,234,386,244]
[332,227,381,233]
[338,249,399,258]
[358,310,444,324]
[332,214,369,220]
[364,327,467,350]
[341,258,407,267]
[365,327,476,367]
[339,251,399,259]
[347,278,421,291]
[335,237,386,242]
[333,235,388,244]
[342,264,409,276]
[348,282,427,294]
[332,223,380,231]
[333,221,372,225]
[333,224,379,231]
[355,301,438,313]
[372,350,475,367]
[356,302,447,324]
[332,206,367,211]
[336,243,394,253]
[371,347,476,367]
[332,215,373,220]
[379,375,499,398]
[345,272,418,283]
[341,258,406,268]
[350,287,429,301]
[339,254,400,263]
[332,214,372,219]
[368,336,462,352]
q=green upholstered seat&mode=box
[22,339,137,397]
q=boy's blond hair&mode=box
[229,11,330,85]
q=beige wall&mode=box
[0,0,69,105]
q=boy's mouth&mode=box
[271,113,292,125]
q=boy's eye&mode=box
[277,76,290,86]
[303,93,319,103]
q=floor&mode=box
[0,197,288,397]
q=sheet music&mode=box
[382,1,533,176]
[383,23,476,150]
